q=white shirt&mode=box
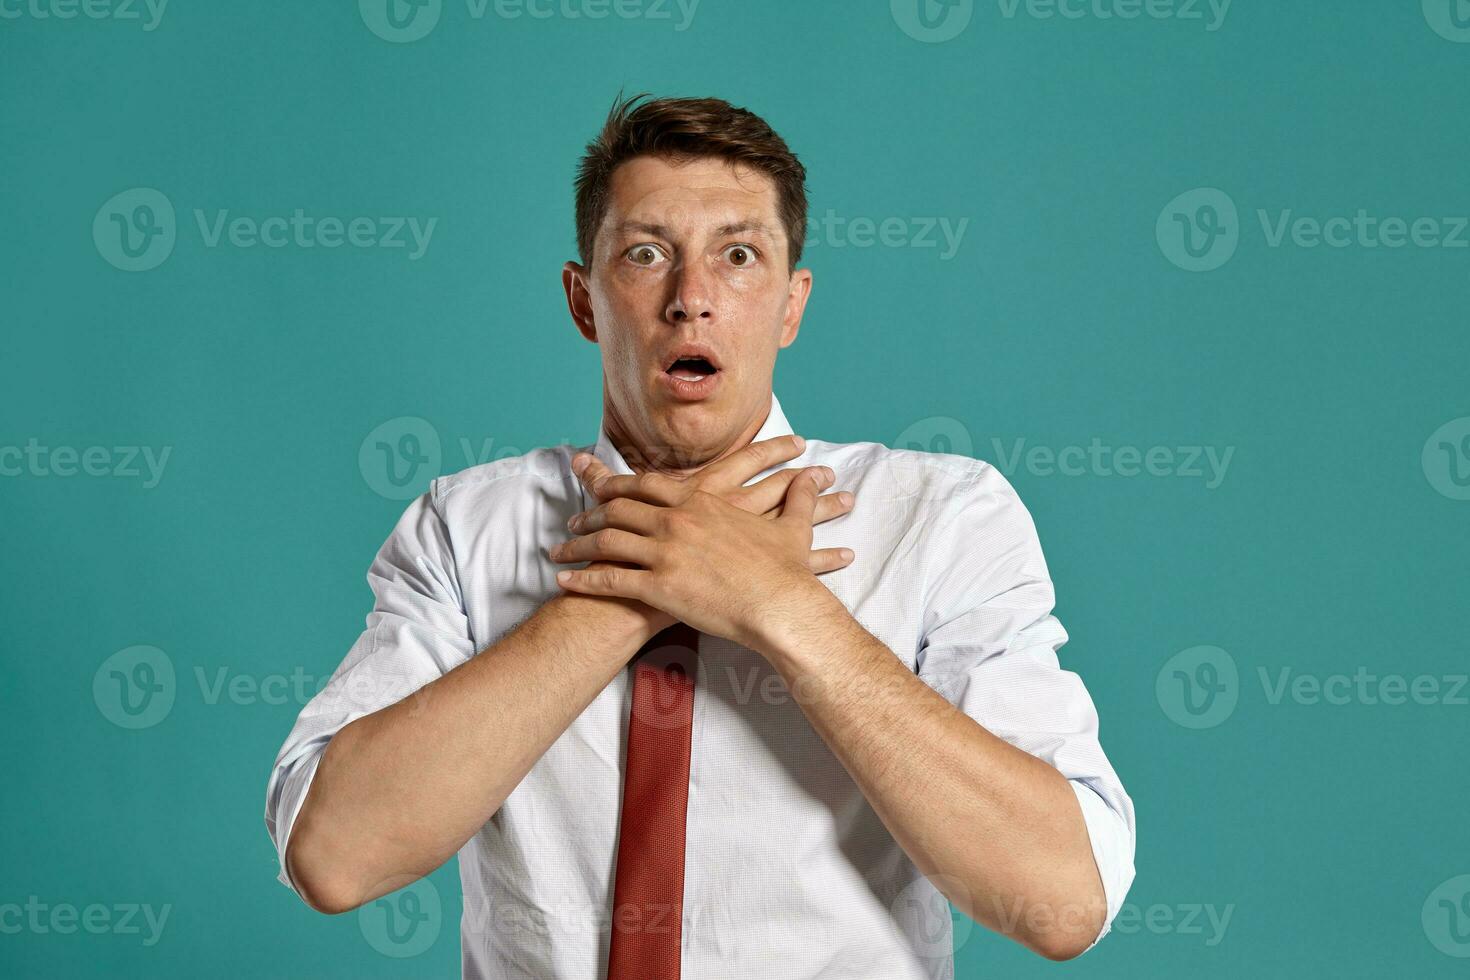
[265,390,1136,979]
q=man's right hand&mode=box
[558,434,855,639]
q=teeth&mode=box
[671,370,708,382]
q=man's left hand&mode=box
[548,465,849,653]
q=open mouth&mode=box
[665,356,719,382]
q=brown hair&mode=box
[573,92,808,272]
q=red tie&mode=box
[606,622,700,980]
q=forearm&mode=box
[286,592,657,914]
[754,591,1107,960]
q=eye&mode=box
[723,244,759,268]
[626,243,667,267]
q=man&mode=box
[266,94,1136,978]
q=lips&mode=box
[662,343,722,381]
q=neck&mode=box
[601,388,771,478]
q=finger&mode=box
[760,488,852,523]
[806,546,855,574]
[742,466,807,514]
[812,489,854,525]
[587,470,686,506]
[700,433,807,493]
[549,528,658,567]
[555,565,653,601]
[569,496,665,536]
[777,466,825,527]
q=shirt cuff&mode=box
[268,748,325,896]
[1069,779,1136,952]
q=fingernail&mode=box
[572,454,589,476]
[839,491,854,506]
[840,549,854,561]
[556,570,572,583]
[566,513,581,531]
[793,435,806,451]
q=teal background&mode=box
[4,1,1469,976]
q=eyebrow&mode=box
[613,219,776,240]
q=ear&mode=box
[778,267,813,349]
[562,260,598,343]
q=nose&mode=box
[664,261,715,324]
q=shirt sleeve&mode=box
[913,463,1137,952]
[263,487,477,896]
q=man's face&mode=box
[563,154,812,473]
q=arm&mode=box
[742,470,1133,960]
[750,590,1110,961]
[284,589,658,915]
[274,436,854,915]
[550,461,1135,961]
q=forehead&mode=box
[602,155,780,232]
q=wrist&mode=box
[544,591,666,655]
[746,574,854,667]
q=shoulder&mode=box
[811,436,1026,521]
[427,444,576,517]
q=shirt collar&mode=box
[590,390,795,479]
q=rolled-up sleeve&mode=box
[914,463,1137,950]
[264,486,477,896]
